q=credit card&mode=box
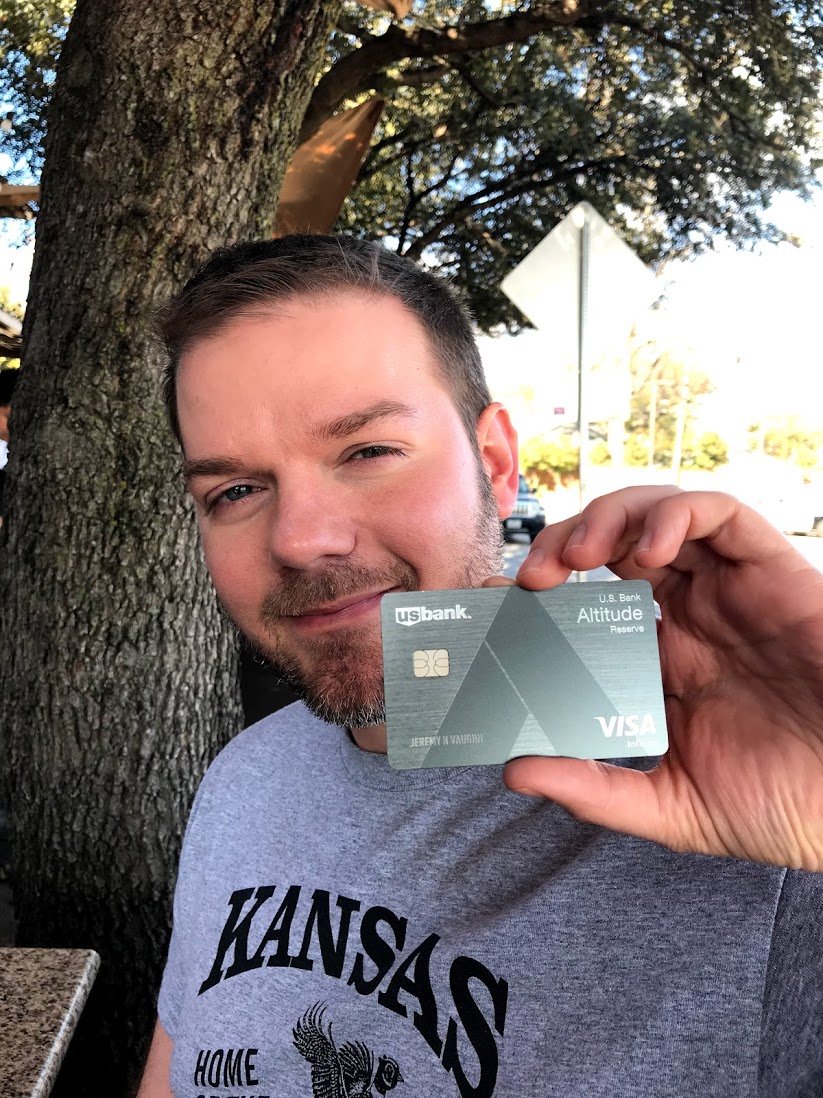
[381,581,668,770]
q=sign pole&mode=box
[577,206,591,517]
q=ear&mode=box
[475,402,519,519]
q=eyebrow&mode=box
[309,399,420,443]
[183,458,272,486]
[182,400,420,486]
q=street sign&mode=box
[501,202,658,522]
[501,201,657,364]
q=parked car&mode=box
[503,475,546,541]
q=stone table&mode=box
[0,948,100,1097]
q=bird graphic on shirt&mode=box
[293,1002,405,1097]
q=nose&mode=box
[267,474,357,570]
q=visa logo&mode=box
[395,604,471,626]
[595,714,657,737]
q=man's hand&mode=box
[502,485,823,870]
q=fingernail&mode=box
[512,786,541,798]
[563,522,587,553]
[637,528,653,552]
[517,548,545,575]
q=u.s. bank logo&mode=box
[395,604,471,626]
[396,606,422,626]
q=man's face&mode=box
[177,291,512,728]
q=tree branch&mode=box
[335,13,370,39]
[299,1,599,143]
[357,131,431,183]
[397,149,418,251]
[403,150,631,258]
[450,58,519,110]
[394,62,451,87]
[399,147,463,233]
[0,334,22,356]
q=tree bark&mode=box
[0,1,340,1094]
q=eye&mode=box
[208,484,259,511]
[225,484,257,501]
[348,445,405,462]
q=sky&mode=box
[661,188,823,428]
[0,220,32,309]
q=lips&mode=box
[287,586,399,630]
[299,590,389,616]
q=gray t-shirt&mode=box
[159,703,823,1097]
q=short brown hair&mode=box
[159,235,492,446]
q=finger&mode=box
[503,755,686,851]
[519,487,798,594]
[517,486,682,590]
[620,491,795,570]
[564,490,709,590]
[559,486,687,574]
[516,516,577,588]
[480,575,515,588]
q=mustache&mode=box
[259,560,419,623]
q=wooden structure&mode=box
[0,185,39,219]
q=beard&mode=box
[242,464,504,730]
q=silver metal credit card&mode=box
[381,581,668,770]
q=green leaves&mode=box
[0,0,74,179]
[3,0,822,326]
[336,0,822,325]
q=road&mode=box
[502,532,823,581]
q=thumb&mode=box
[503,755,672,846]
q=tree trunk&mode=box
[648,377,658,467]
[0,1,340,1093]
[671,371,690,486]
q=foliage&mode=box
[623,423,733,467]
[0,283,24,319]
[520,433,579,490]
[622,333,732,469]
[3,1,823,324]
[589,439,612,466]
[624,423,729,470]
[624,432,651,468]
[0,1,72,182]
[749,416,823,469]
[0,282,22,367]
[334,0,823,326]
[691,430,729,470]
[627,343,715,430]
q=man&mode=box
[139,236,823,1098]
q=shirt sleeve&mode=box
[759,868,823,1097]
[156,776,211,1038]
